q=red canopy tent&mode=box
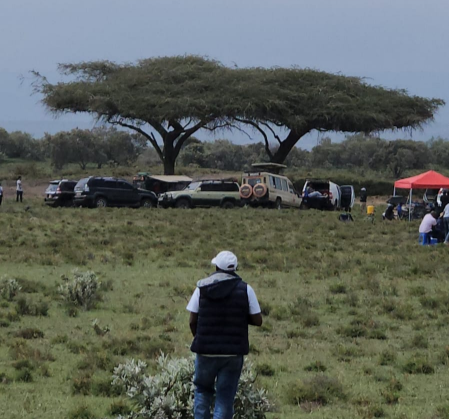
[394,170,449,220]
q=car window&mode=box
[269,176,276,188]
[91,179,106,187]
[76,178,90,189]
[274,177,282,190]
[247,177,263,186]
[47,183,58,192]
[185,181,200,191]
[104,180,117,189]
[117,181,133,190]
[288,182,295,194]
[281,179,288,191]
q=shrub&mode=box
[14,328,44,339]
[402,357,435,374]
[0,278,21,301]
[410,334,428,349]
[67,405,96,419]
[15,368,33,383]
[378,349,396,366]
[304,361,327,372]
[111,354,273,419]
[435,405,449,419]
[72,373,92,395]
[286,375,345,405]
[255,363,275,376]
[329,283,347,294]
[59,270,101,311]
[109,399,132,416]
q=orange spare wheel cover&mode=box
[240,184,253,199]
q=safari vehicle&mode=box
[132,172,192,195]
[158,179,240,209]
[239,163,301,209]
[301,180,354,211]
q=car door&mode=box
[287,181,301,207]
[197,183,216,206]
[117,181,139,206]
[103,180,119,205]
[340,185,355,210]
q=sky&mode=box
[0,0,448,150]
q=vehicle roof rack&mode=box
[250,162,287,174]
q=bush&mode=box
[67,405,97,419]
[59,270,101,311]
[14,328,44,339]
[304,361,327,372]
[255,363,275,377]
[16,297,49,316]
[402,357,435,374]
[110,354,273,419]
[0,278,21,301]
[286,375,345,405]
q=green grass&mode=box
[0,201,448,418]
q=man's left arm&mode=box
[189,312,198,336]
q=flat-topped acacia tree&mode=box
[33,56,444,172]
[33,56,236,175]
[231,67,445,163]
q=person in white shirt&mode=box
[419,212,438,244]
[16,176,23,203]
[0,182,3,206]
[187,251,262,419]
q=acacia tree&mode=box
[33,57,444,172]
[32,56,235,174]
[231,67,445,164]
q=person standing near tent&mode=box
[441,200,449,238]
[360,187,367,213]
[0,182,3,206]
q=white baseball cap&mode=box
[211,251,238,271]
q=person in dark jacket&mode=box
[187,251,262,419]
[360,187,367,213]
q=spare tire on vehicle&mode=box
[240,184,253,199]
[253,183,267,198]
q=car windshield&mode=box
[75,178,89,189]
[246,177,263,186]
[184,181,201,191]
[46,183,58,192]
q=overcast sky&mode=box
[0,0,448,149]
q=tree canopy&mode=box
[33,56,445,174]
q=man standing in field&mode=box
[0,182,3,206]
[360,187,367,213]
[16,176,23,203]
[187,251,262,419]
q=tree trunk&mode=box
[163,158,175,175]
[270,130,303,164]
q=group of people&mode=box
[0,176,23,206]
[419,190,449,244]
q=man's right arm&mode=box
[248,313,262,326]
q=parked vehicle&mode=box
[74,177,157,208]
[159,179,240,209]
[423,188,439,205]
[44,179,77,207]
[301,180,353,211]
[132,173,192,195]
[239,163,301,209]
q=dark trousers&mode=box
[0,196,2,206]
[16,191,23,202]
[444,217,449,238]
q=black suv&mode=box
[73,177,157,208]
[44,180,77,207]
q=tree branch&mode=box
[235,118,273,160]
[259,121,282,145]
[110,119,164,161]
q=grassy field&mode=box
[0,199,448,419]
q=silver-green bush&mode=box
[0,277,21,301]
[109,354,273,419]
[58,270,101,311]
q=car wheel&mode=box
[141,199,154,208]
[175,199,190,209]
[95,197,108,208]
[275,198,282,210]
[221,201,235,209]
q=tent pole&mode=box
[393,187,396,196]
[409,189,412,222]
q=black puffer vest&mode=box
[190,272,249,355]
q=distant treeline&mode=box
[1,127,448,180]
